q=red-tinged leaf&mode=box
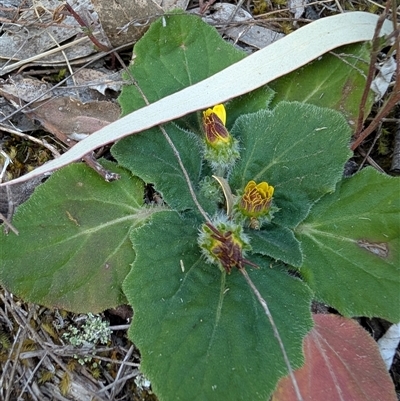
[272,314,397,401]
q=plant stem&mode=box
[121,56,211,223]
[240,268,304,401]
[159,127,211,223]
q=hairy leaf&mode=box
[269,43,374,125]
[249,224,303,267]
[123,210,313,401]
[0,162,149,312]
[296,168,400,321]
[230,102,353,227]
[112,123,215,214]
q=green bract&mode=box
[0,13,399,401]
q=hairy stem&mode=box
[240,268,304,401]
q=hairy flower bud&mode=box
[198,216,254,274]
[235,180,277,229]
[202,104,239,172]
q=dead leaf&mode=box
[160,0,190,11]
[272,314,397,401]
[0,75,52,103]
[288,0,306,20]
[0,0,110,76]
[91,0,163,48]
[201,4,283,49]
[73,68,122,95]
[371,56,396,101]
[31,97,120,142]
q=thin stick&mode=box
[354,2,390,138]
[4,308,34,401]
[0,212,19,235]
[0,124,61,158]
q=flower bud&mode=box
[203,104,229,145]
[198,216,252,274]
[202,104,239,172]
[235,180,277,229]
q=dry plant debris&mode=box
[0,288,159,401]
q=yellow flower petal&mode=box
[203,104,230,145]
[212,104,226,125]
[239,180,274,218]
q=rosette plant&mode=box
[1,13,398,401]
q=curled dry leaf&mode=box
[73,68,122,95]
[371,56,397,101]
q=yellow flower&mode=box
[202,104,231,145]
[201,104,240,173]
[237,181,275,228]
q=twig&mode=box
[356,123,384,172]
[4,308,34,401]
[109,345,134,399]
[17,350,49,400]
[352,1,399,150]
[354,1,390,138]
[390,109,400,172]
[0,211,19,235]
[0,124,61,158]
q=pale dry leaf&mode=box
[200,4,284,49]
[91,0,163,48]
[378,322,400,371]
[32,97,121,140]
[0,75,52,102]
[0,12,392,186]
[228,25,284,49]
[201,3,252,24]
[371,56,396,101]
[288,0,306,20]
[0,0,109,75]
[0,0,80,60]
[73,68,122,95]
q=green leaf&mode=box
[225,86,275,129]
[112,123,215,214]
[118,13,245,124]
[124,210,313,401]
[269,43,374,124]
[296,168,400,321]
[0,161,149,313]
[249,225,303,267]
[230,102,353,227]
